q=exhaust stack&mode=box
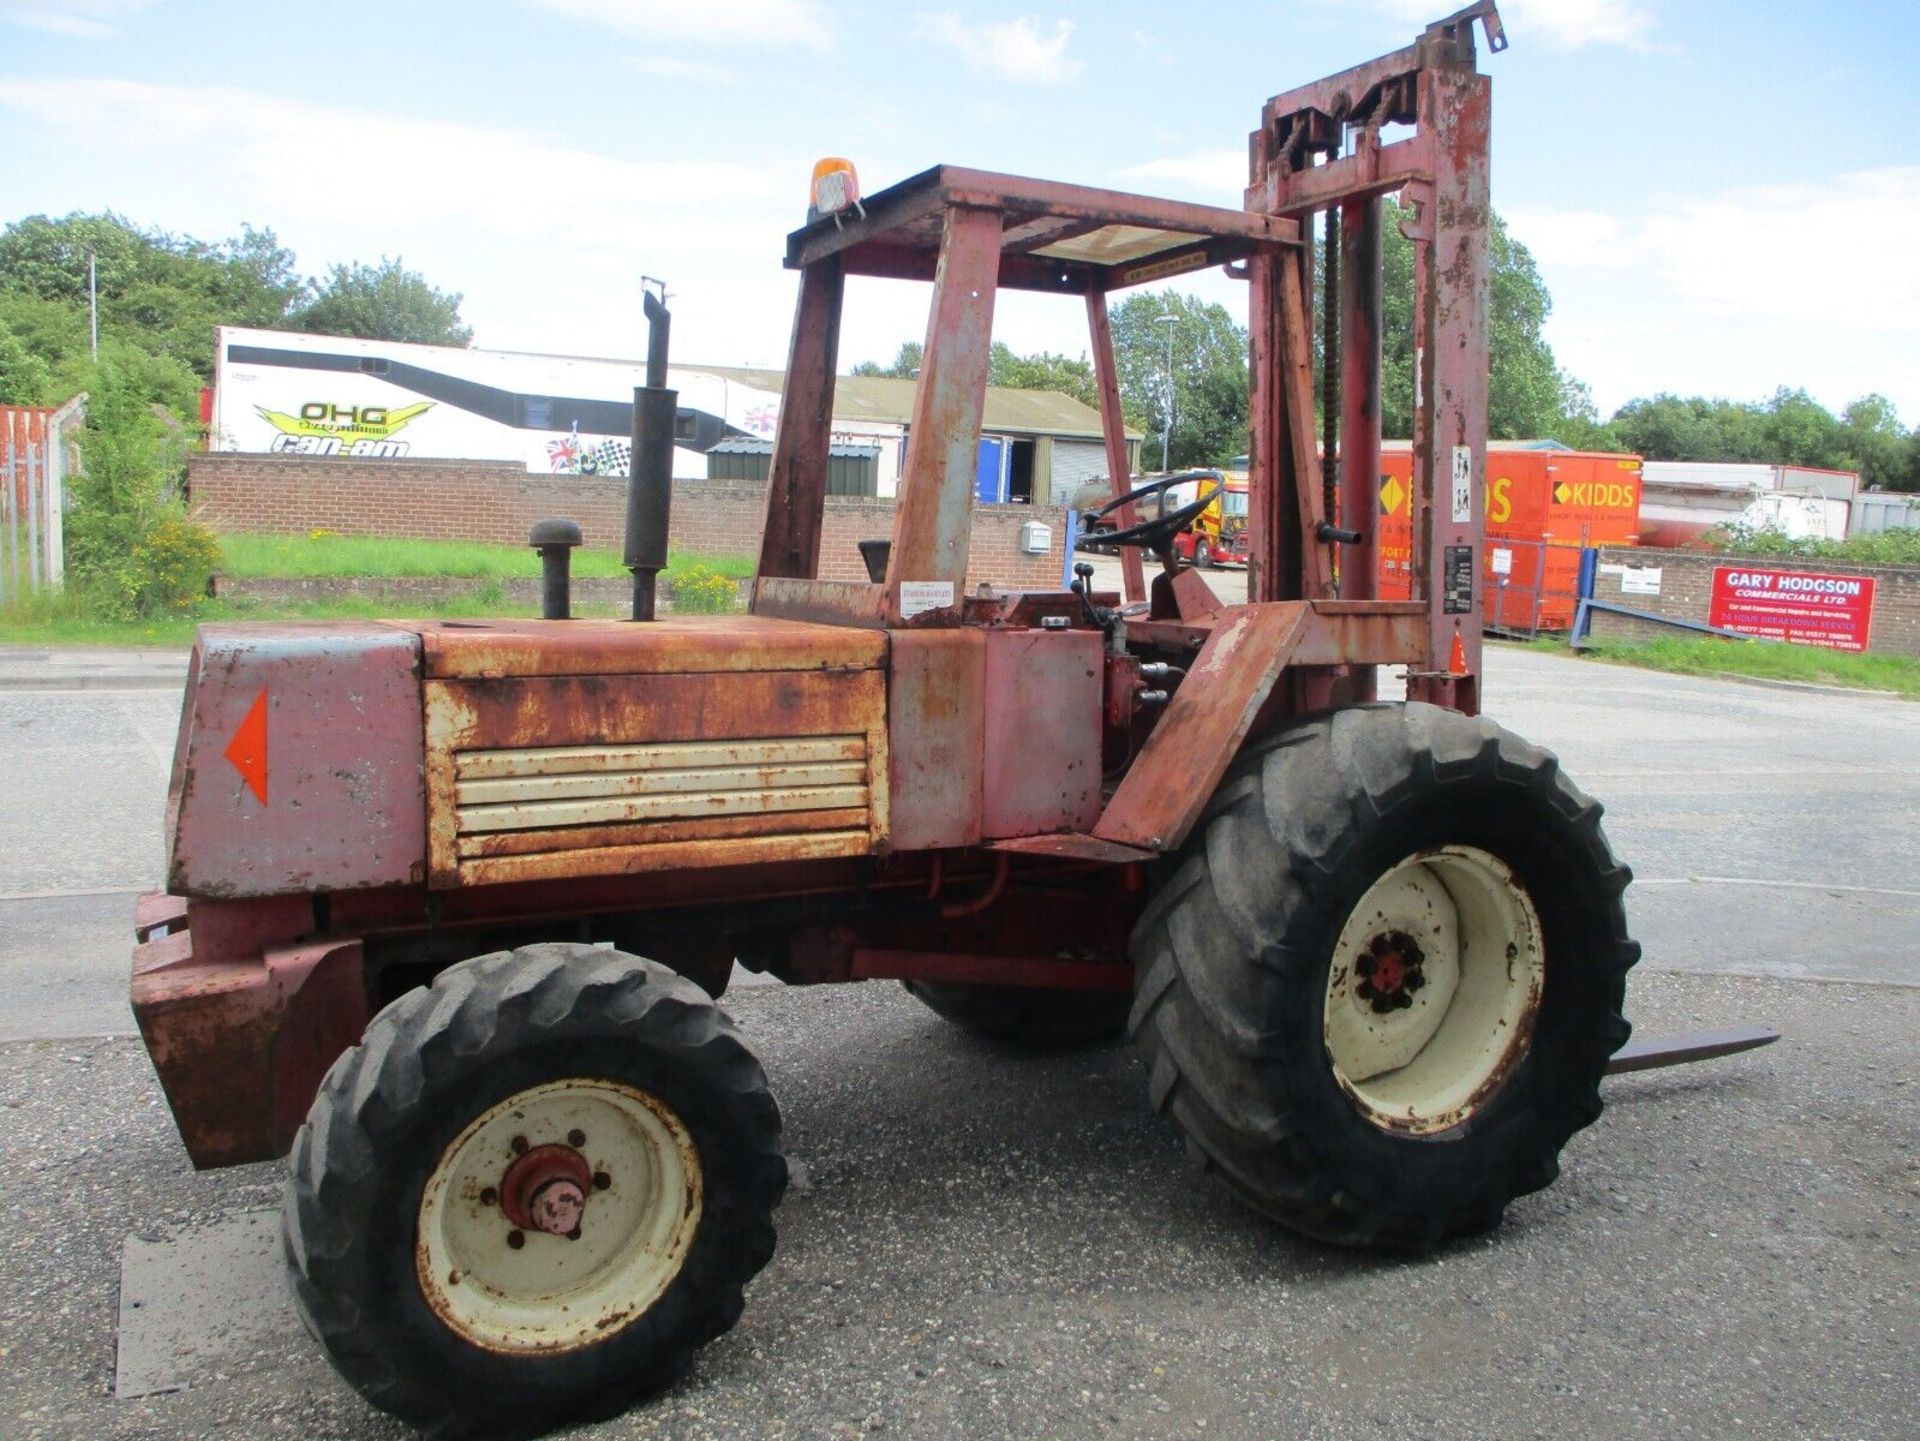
[625,281,676,620]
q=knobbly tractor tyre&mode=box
[1130,703,1637,1250]
[283,944,786,1436]
[903,980,1132,1048]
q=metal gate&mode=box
[1484,537,1586,637]
[1,405,70,603]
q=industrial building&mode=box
[1637,461,1859,546]
[209,327,1137,503]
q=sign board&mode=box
[898,581,955,618]
[1708,566,1874,652]
[1489,546,1513,576]
[1621,566,1662,596]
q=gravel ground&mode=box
[1,968,1913,1441]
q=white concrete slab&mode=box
[115,1209,300,1399]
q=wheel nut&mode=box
[567,1129,586,1148]
[592,1171,612,1191]
[511,1135,529,1155]
[507,1229,526,1249]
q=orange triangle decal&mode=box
[224,687,269,805]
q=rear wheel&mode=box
[284,944,785,1435]
[903,980,1131,1048]
[1193,537,1214,568]
[1129,703,1636,1249]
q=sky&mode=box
[2,0,1917,426]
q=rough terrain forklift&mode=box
[129,5,1767,1433]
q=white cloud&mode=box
[626,55,736,84]
[919,14,1084,84]
[524,0,829,49]
[1,0,155,38]
[1117,149,1247,195]
[1342,0,1656,51]
[1508,168,1920,333]
[0,78,778,236]
[1507,167,1920,417]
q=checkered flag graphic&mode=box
[581,438,633,476]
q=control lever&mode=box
[1317,521,1364,545]
[1071,562,1113,626]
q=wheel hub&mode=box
[499,1143,593,1238]
[1356,931,1427,1012]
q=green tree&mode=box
[851,341,922,378]
[63,359,219,617]
[1607,388,1918,488]
[293,258,473,345]
[0,212,302,382]
[988,342,1098,408]
[1838,395,1918,492]
[1109,291,1248,469]
[0,319,51,404]
[1376,204,1596,444]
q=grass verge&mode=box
[215,532,755,582]
[1530,635,1920,698]
[0,585,634,648]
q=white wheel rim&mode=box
[1323,845,1544,1136]
[415,1079,702,1354]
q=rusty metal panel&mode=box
[750,577,889,628]
[982,628,1103,839]
[459,829,872,889]
[987,833,1155,865]
[1085,291,1147,605]
[1094,603,1309,852]
[426,668,887,887]
[457,807,869,860]
[420,614,886,678]
[885,203,1002,615]
[1407,58,1490,714]
[758,255,844,579]
[1295,603,1428,665]
[886,629,984,852]
[169,623,425,899]
[131,928,366,1168]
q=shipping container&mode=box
[1374,445,1642,631]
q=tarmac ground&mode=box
[0,640,1914,1440]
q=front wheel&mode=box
[284,944,786,1435]
[1129,703,1637,1249]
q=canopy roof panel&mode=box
[785,165,1300,294]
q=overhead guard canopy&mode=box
[785,165,1302,294]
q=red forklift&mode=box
[130,5,1767,1433]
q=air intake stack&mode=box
[625,280,676,620]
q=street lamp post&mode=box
[1155,312,1177,471]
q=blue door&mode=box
[975,436,1006,503]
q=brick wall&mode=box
[1588,546,1920,658]
[187,454,1069,591]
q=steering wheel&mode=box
[1077,471,1224,554]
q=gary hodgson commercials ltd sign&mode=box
[1709,565,1876,652]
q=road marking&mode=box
[1636,877,1920,900]
[118,694,177,777]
